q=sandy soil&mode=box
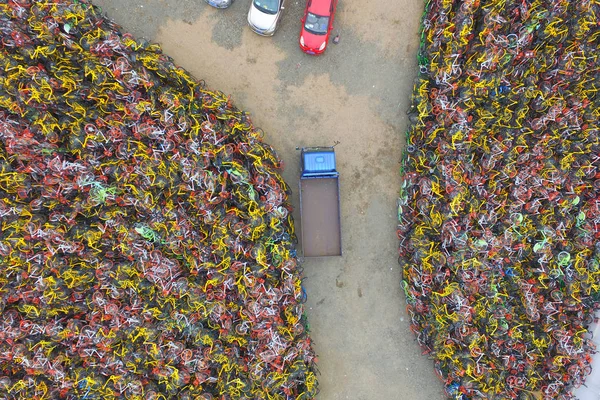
[94,0,444,398]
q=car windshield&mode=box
[253,0,279,14]
[304,12,329,35]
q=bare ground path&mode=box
[93,0,444,398]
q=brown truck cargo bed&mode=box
[299,177,341,257]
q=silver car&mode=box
[204,0,234,9]
[248,0,285,36]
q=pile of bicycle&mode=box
[0,0,317,398]
[400,0,599,398]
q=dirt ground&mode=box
[93,0,444,398]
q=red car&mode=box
[299,0,338,55]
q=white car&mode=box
[248,0,285,36]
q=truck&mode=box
[299,147,342,257]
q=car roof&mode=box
[308,0,333,16]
